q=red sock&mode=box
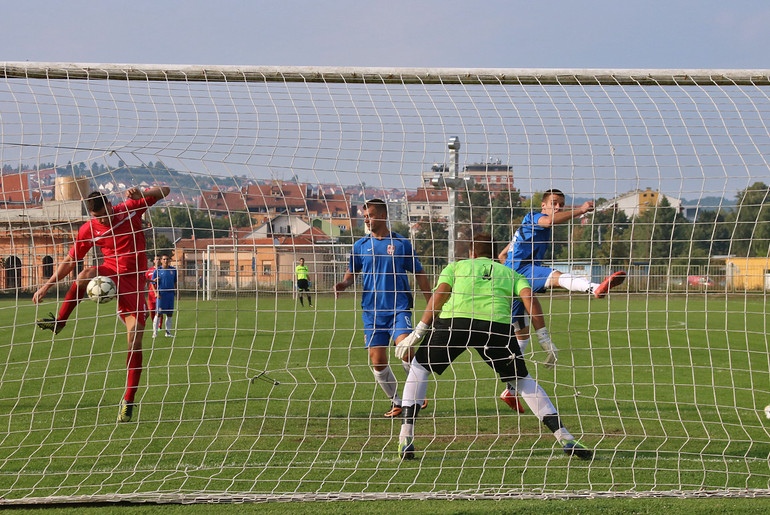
[57,281,86,322]
[124,349,143,403]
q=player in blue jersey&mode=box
[497,189,626,412]
[335,199,433,418]
[151,255,178,338]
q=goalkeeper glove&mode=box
[395,321,431,360]
[535,327,558,369]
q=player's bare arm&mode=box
[334,271,356,295]
[417,282,452,326]
[126,185,170,201]
[33,255,78,304]
[538,201,594,228]
[497,242,510,264]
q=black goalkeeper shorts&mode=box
[414,317,528,383]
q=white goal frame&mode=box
[1,62,770,505]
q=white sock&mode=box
[373,367,401,405]
[554,427,575,443]
[165,316,173,333]
[510,375,558,419]
[557,273,597,293]
[152,315,160,333]
[399,421,414,441]
[402,359,430,408]
[517,337,530,354]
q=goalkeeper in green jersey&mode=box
[394,232,592,461]
[295,258,312,307]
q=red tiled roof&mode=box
[242,183,308,210]
[407,188,448,202]
[197,190,247,212]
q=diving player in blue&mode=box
[151,255,178,338]
[497,189,626,412]
[335,199,433,418]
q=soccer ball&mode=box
[86,276,117,304]
[765,405,770,420]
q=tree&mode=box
[413,221,448,271]
[728,182,770,257]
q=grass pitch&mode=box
[0,292,769,502]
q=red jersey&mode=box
[69,196,158,274]
[145,266,157,297]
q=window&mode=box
[262,262,273,276]
[42,256,54,279]
[219,260,230,276]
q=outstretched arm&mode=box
[126,185,170,201]
[33,255,77,304]
[538,201,594,228]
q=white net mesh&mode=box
[0,63,769,503]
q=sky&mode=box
[3,1,770,201]
[3,1,770,69]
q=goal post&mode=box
[1,62,769,504]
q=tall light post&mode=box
[431,136,465,263]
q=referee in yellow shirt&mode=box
[295,258,312,307]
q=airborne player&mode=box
[33,185,170,423]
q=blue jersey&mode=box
[349,232,423,314]
[152,267,177,295]
[504,212,552,273]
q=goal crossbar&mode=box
[3,61,770,86]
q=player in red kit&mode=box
[33,185,170,423]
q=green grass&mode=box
[0,292,769,503]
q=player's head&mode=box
[541,189,566,215]
[299,258,305,265]
[86,191,113,224]
[161,255,170,267]
[153,255,160,267]
[363,199,388,233]
[470,232,494,259]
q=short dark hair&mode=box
[471,231,494,258]
[542,189,565,203]
[364,198,387,216]
[86,191,108,213]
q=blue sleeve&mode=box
[400,238,421,273]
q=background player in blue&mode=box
[335,199,432,418]
[151,255,178,338]
[497,189,626,412]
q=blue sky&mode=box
[3,1,770,200]
[3,1,770,68]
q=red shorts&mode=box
[97,266,148,325]
[147,292,157,312]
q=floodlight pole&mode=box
[431,137,464,263]
[447,137,460,263]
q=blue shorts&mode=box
[515,263,554,294]
[156,293,175,315]
[362,310,413,348]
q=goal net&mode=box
[0,63,769,503]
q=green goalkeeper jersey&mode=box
[435,257,531,324]
[296,265,309,280]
